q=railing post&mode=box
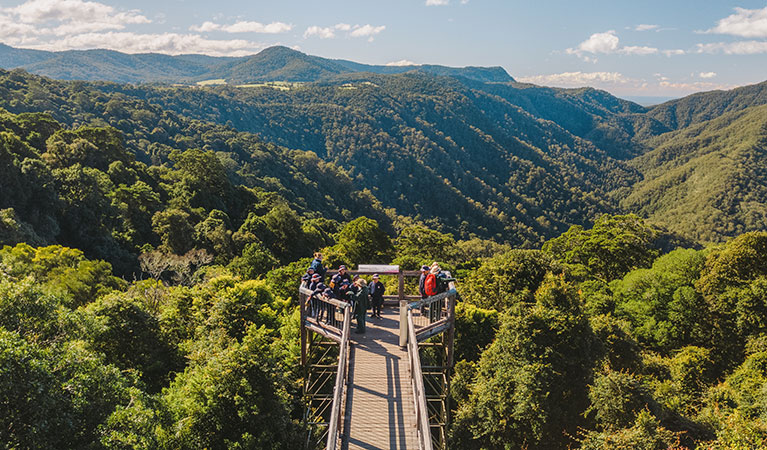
[446,291,456,367]
[300,288,307,366]
[399,269,407,347]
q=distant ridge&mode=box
[0,44,514,84]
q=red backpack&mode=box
[424,273,438,297]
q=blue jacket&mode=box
[310,258,327,279]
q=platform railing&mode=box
[406,281,457,450]
[300,286,352,450]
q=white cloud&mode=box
[657,79,732,93]
[304,25,336,39]
[696,41,767,55]
[0,1,276,56]
[635,24,659,31]
[21,31,263,56]
[350,24,386,38]
[190,21,219,33]
[699,72,717,79]
[0,0,152,42]
[568,30,620,54]
[663,49,686,56]
[517,71,633,87]
[6,0,149,25]
[304,23,386,41]
[622,45,658,55]
[706,6,767,38]
[567,30,658,60]
[520,71,739,96]
[426,0,449,5]
[190,20,292,34]
[386,59,418,66]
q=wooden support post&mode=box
[300,289,307,366]
[446,291,456,368]
[399,269,407,347]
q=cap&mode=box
[311,273,320,280]
[421,265,429,271]
[372,274,379,279]
[307,267,315,272]
[339,265,347,270]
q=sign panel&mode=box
[357,264,400,274]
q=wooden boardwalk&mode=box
[342,305,418,450]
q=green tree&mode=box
[461,249,559,311]
[393,225,456,269]
[159,326,302,450]
[152,209,195,254]
[544,214,661,282]
[450,275,597,449]
[334,216,394,265]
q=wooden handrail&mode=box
[408,309,434,450]
[407,288,457,311]
[326,304,351,450]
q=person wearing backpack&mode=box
[424,265,441,297]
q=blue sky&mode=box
[1,0,766,97]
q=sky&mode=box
[1,0,767,98]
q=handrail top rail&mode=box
[407,288,457,310]
[299,286,350,309]
[325,269,423,277]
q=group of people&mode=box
[418,262,453,299]
[300,253,385,334]
[300,254,455,334]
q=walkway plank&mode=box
[343,306,418,450]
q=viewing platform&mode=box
[300,266,458,450]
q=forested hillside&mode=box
[4,46,767,245]
[0,70,391,276]
[0,68,633,247]
[624,105,767,242]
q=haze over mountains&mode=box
[1,43,766,247]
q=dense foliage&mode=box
[449,221,767,449]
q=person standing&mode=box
[418,265,429,299]
[310,252,327,281]
[331,265,352,297]
[418,264,430,318]
[424,265,441,297]
[350,278,369,334]
[369,274,385,319]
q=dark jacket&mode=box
[351,285,369,313]
[419,273,428,299]
[331,272,352,297]
[369,281,385,300]
[310,258,327,279]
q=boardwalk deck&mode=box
[342,305,418,450]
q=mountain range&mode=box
[1,43,766,248]
[0,44,514,84]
